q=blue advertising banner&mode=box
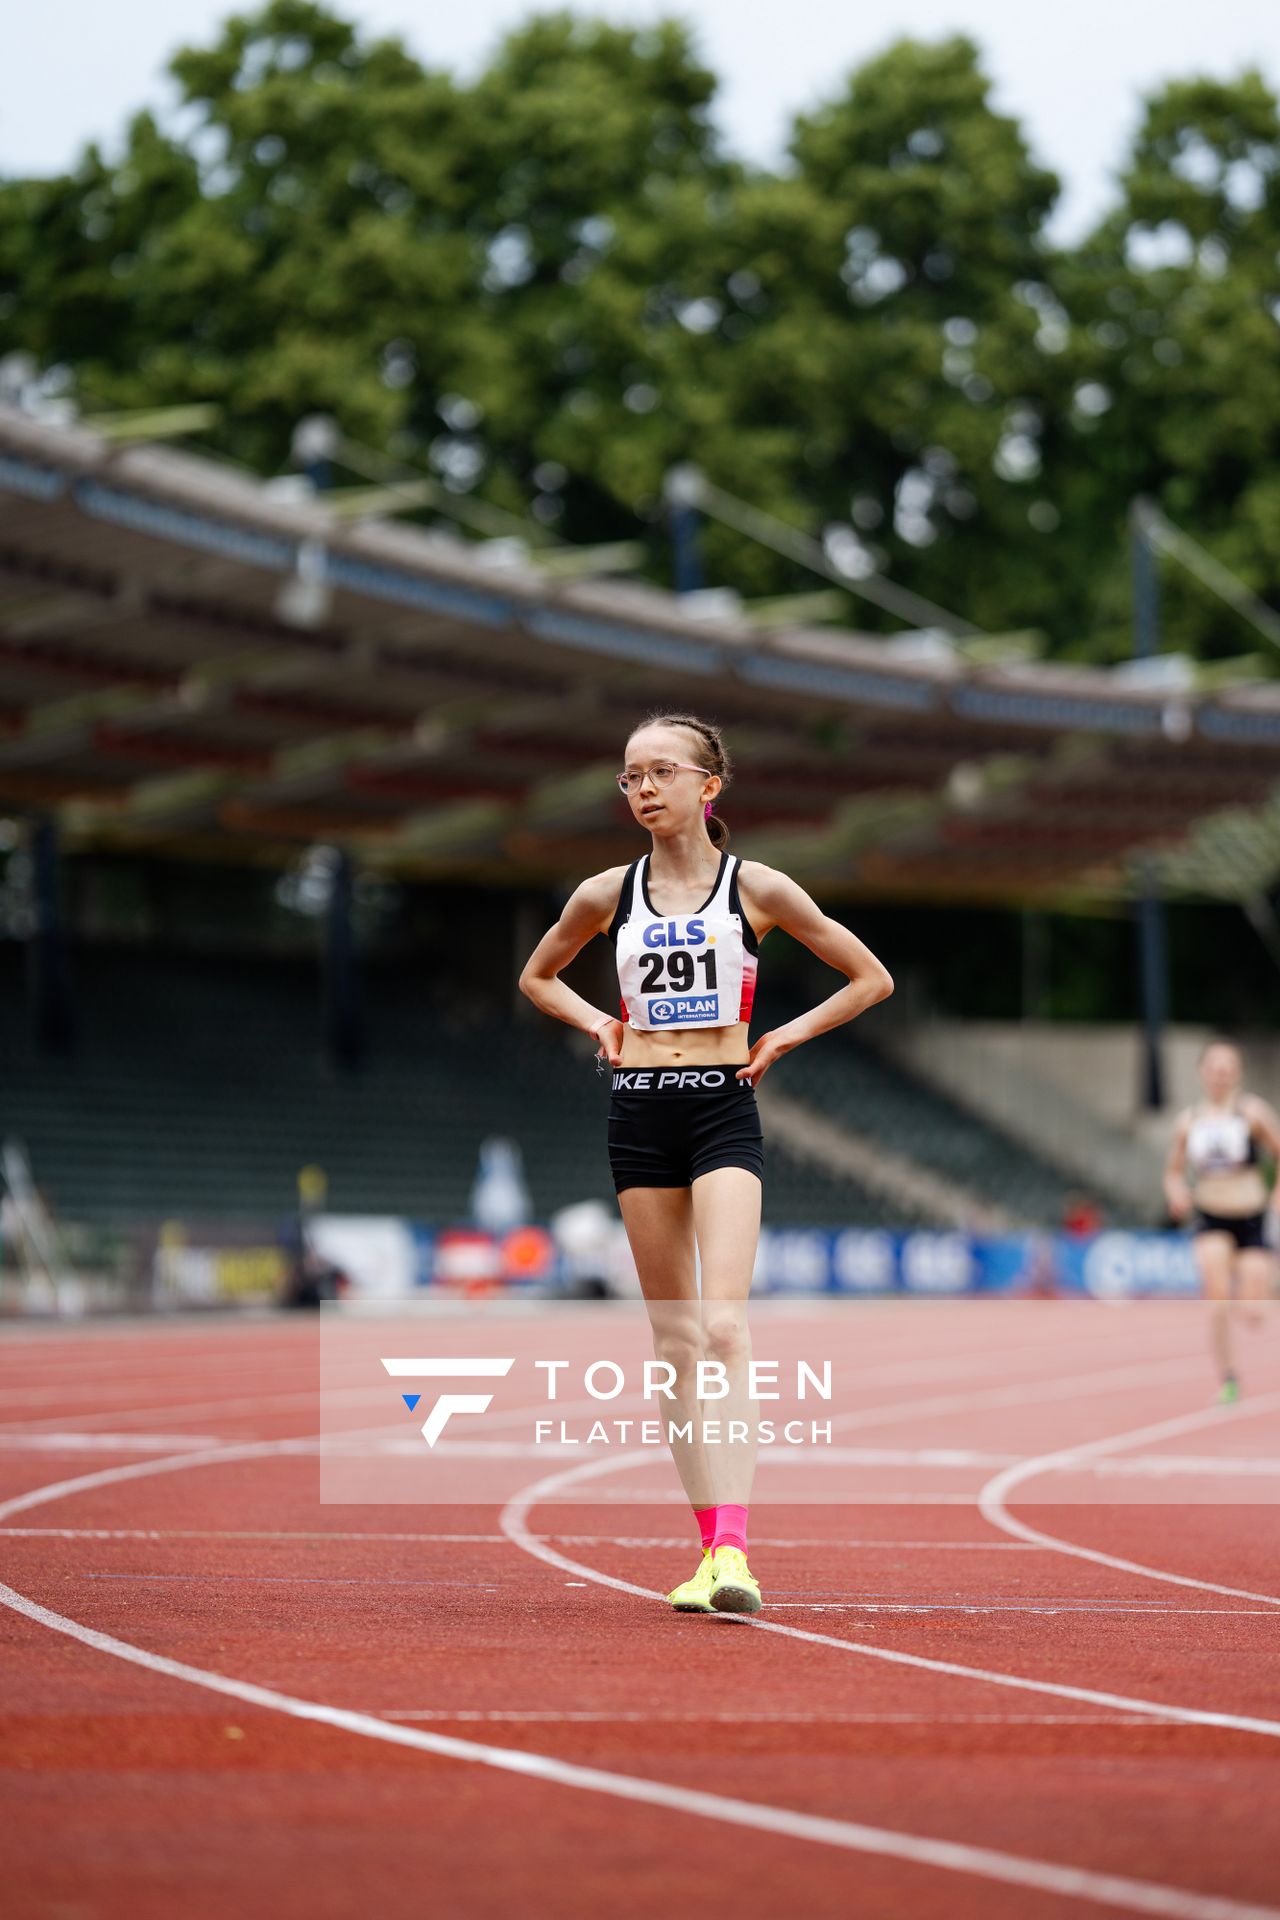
[756,1228,1202,1299]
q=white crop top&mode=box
[1185,1106,1257,1179]
[607,850,759,1032]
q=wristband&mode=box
[587,1013,612,1038]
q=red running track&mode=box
[1,1301,1278,1920]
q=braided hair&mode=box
[637,710,731,849]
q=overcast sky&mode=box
[3,0,1278,237]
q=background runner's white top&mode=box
[1185,1104,1256,1178]
[609,850,758,1032]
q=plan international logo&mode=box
[647,997,718,1022]
[381,1355,832,1448]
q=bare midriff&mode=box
[1193,1166,1268,1216]
[618,1021,752,1069]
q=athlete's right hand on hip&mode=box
[590,1014,625,1070]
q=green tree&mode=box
[2,2,482,465]
[721,36,1071,630]
[1056,70,1280,662]
[426,10,735,543]
[2,10,1277,667]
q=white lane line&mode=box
[548,1535,1038,1549]
[0,1340,296,1376]
[589,1490,988,1504]
[1090,1455,1280,1479]
[0,1359,295,1407]
[978,1397,1280,1607]
[0,1433,228,1452]
[80,1572,499,1589]
[0,1528,1040,1548]
[376,1710,1182,1726]
[766,1605,1279,1617]
[1,1566,1276,1920]
[498,1452,1280,1741]
[0,1527,525,1543]
[0,1382,409,1435]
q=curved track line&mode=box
[978,1396,1280,1605]
[498,1451,1280,1740]
[0,1451,1277,1920]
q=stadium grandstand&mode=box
[3,397,1280,1287]
[5,404,1280,897]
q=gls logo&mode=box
[381,1357,514,1446]
[642,917,706,949]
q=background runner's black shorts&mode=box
[1192,1209,1268,1250]
[607,1065,764,1193]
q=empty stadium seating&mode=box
[0,948,905,1228]
[752,982,1079,1225]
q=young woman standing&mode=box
[518,711,894,1614]
[1164,1040,1280,1401]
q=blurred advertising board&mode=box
[756,1228,1201,1299]
[143,1219,1202,1305]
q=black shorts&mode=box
[607,1065,764,1194]
[1193,1210,1269,1251]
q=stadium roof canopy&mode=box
[3,404,1280,905]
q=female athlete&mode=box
[1163,1039,1280,1401]
[518,711,894,1614]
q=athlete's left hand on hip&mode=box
[735,1031,794,1086]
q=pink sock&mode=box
[712,1504,749,1553]
[694,1506,717,1552]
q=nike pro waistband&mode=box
[610,1066,752,1095]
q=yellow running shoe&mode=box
[709,1546,762,1615]
[666,1548,716,1613]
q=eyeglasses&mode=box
[616,760,709,796]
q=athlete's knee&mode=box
[651,1325,701,1379]
[701,1309,749,1369]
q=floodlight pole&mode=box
[664,465,704,595]
[1131,499,1168,1111]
